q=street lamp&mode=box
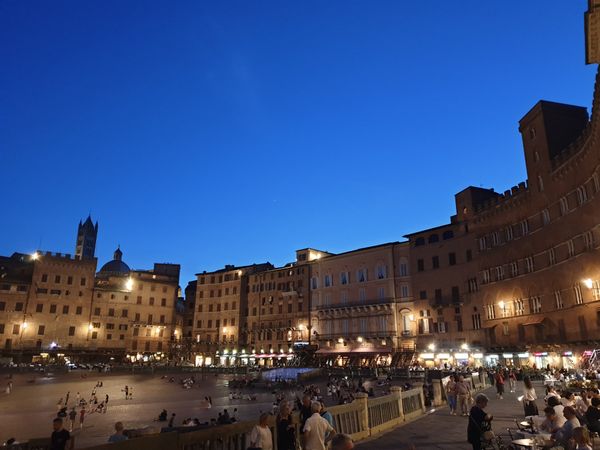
[31,252,39,261]
[428,343,435,351]
[583,278,594,289]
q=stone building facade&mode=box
[0,218,182,362]
[309,243,413,366]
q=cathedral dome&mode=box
[98,247,130,277]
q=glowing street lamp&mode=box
[125,278,134,291]
[428,343,435,351]
[31,252,40,261]
[583,278,594,289]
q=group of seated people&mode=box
[535,386,600,448]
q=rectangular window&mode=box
[482,269,490,284]
[311,277,318,290]
[378,287,385,300]
[15,302,23,312]
[514,299,524,316]
[417,259,424,272]
[525,256,534,273]
[50,304,57,314]
[575,283,584,305]
[466,249,473,261]
[149,297,155,306]
[542,209,550,225]
[67,276,73,285]
[62,305,69,314]
[41,274,48,283]
[520,220,529,236]
[376,265,387,279]
[419,290,427,300]
[324,274,332,287]
[560,197,569,215]
[543,248,554,267]
[92,331,98,339]
[584,231,595,250]
[400,285,409,298]
[80,277,86,286]
[510,261,519,277]
[76,306,82,315]
[434,288,442,302]
[37,325,45,335]
[357,269,368,282]
[448,253,456,266]
[0,302,4,311]
[451,286,459,302]
[399,263,408,276]
[468,278,478,293]
[529,296,542,314]
[495,266,504,281]
[68,326,75,336]
[54,275,61,283]
[13,324,20,335]
[93,307,100,315]
[485,305,495,320]
[340,272,349,285]
[432,256,439,269]
[359,288,366,303]
[555,291,564,309]
[161,298,166,307]
[36,304,43,313]
[506,226,514,241]
[567,240,575,258]
[148,314,153,324]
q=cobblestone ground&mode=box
[358,381,545,450]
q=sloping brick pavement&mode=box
[359,381,544,450]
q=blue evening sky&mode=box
[0,1,596,286]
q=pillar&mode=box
[354,392,369,435]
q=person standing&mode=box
[68,408,77,432]
[108,422,128,443]
[249,413,273,450]
[522,376,538,416]
[277,402,296,450]
[456,376,471,416]
[79,407,86,429]
[50,418,73,450]
[508,370,516,393]
[446,375,458,415]
[467,394,493,450]
[303,401,336,450]
[494,370,505,400]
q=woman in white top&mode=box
[523,376,538,416]
[249,413,273,450]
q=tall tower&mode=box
[75,215,98,260]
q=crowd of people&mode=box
[466,367,600,450]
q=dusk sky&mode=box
[1,1,596,286]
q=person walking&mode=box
[467,394,493,450]
[68,408,77,432]
[508,370,516,393]
[249,413,273,450]
[522,376,538,416]
[494,370,505,399]
[303,401,336,450]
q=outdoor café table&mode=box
[511,438,552,449]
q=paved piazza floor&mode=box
[0,370,295,447]
[0,370,539,449]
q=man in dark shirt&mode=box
[585,397,600,433]
[467,394,492,450]
[50,418,72,450]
